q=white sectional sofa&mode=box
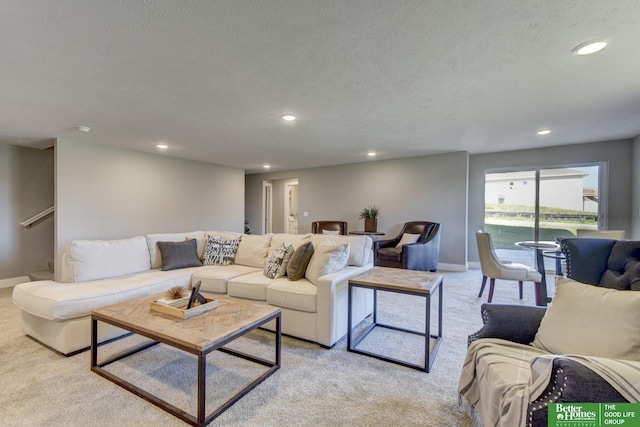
[12,231,374,355]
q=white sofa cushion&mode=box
[234,234,272,268]
[205,230,243,241]
[12,266,206,321]
[69,236,151,282]
[191,265,261,293]
[227,271,273,300]
[305,243,350,286]
[267,278,317,313]
[310,234,371,267]
[269,233,312,252]
[146,231,205,269]
[532,278,640,360]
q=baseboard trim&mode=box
[0,276,29,289]
[438,263,467,272]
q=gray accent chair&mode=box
[466,237,639,426]
[373,221,441,271]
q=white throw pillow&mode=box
[310,234,371,267]
[532,278,640,360]
[234,234,272,268]
[322,229,341,235]
[71,236,151,282]
[305,243,350,285]
[395,233,421,249]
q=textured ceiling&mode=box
[2,1,640,173]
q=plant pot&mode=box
[364,218,377,232]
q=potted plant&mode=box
[359,205,380,232]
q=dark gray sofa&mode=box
[466,237,640,426]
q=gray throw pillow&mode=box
[287,242,314,281]
[157,239,202,271]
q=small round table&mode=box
[515,241,559,305]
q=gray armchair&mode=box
[464,237,640,426]
[374,221,440,271]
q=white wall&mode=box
[0,144,54,280]
[55,139,245,280]
[246,152,469,269]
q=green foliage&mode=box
[244,219,251,234]
[359,204,380,220]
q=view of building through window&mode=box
[484,165,600,268]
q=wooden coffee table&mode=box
[347,267,443,372]
[91,293,281,426]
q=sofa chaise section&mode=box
[13,231,375,355]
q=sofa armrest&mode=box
[528,358,628,427]
[468,303,547,346]
[315,264,374,347]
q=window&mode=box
[484,164,602,269]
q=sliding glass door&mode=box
[484,164,601,269]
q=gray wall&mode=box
[468,139,634,262]
[246,152,469,268]
[633,136,640,240]
[55,138,245,280]
[0,144,54,280]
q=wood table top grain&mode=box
[92,292,280,354]
[348,267,443,294]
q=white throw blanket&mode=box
[458,338,640,427]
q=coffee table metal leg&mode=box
[197,354,206,426]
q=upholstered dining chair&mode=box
[311,221,348,235]
[374,221,441,271]
[476,231,544,305]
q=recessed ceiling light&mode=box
[367,152,376,157]
[537,130,551,135]
[573,39,608,55]
[282,115,296,121]
[76,126,91,132]
[156,143,169,149]
[263,164,271,169]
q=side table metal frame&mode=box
[347,279,443,373]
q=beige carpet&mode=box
[0,270,548,426]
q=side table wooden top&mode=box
[92,292,280,353]
[349,267,443,294]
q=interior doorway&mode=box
[262,181,273,234]
[284,180,299,234]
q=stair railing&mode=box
[20,206,54,229]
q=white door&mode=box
[262,181,273,234]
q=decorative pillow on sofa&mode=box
[203,236,240,266]
[157,239,203,271]
[531,278,640,360]
[322,229,341,235]
[395,233,421,249]
[305,243,350,285]
[287,242,314,281]
[235,234,272,268]
[264,243,295,279]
